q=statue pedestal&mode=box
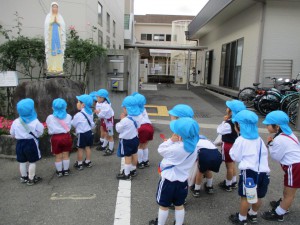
[46,71,65,79]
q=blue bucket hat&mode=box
[263,110,292,135]
[96,89,110,104]
[233,110,259,140]
[226,100,246,119]
[17,98,37,124]
[52,98,67,120]
[133,93,146,113]
[168,104,194,118]
[170,117,200,153]
[122,96,141,116]
[76,94,93,115]
[89,91,98,102]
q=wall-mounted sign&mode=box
[0,71,19,87]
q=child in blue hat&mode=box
[217,100,246,192]
[115,96,141,180]
[229,110,270,225]
[149,117,199,225]
[94,89,115,156]
[71,94,95,170]
[133,93,154,169]
[46,98,72,177]
[261,110,300,222]
[10,98,44,185]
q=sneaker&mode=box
[73,161,84,171]
[192,189,201,198]
[229,213,247,225]
[56,171,63,177]
[204,183,214,194]
[20,176,29,183]
[130,169,137,177]
[231,182,238,189]
[103,149,114,156]
[116,172,131,181]
[247,212,257,223]
[94,140,103,146]
[261,210,284,222]
[143,160,150,167]
[137,162,145,169]
[190,184,195,191]
[83,160,92,168]
[63,169,70,176]
[149,218,158,225]
[219,180,232,192]
[27,176,42,186]
[270,199,290,214]
[98,145,108,151]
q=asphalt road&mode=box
[0,84,299,225]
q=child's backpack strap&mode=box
[80,112,92,128]
[281,133,299,145]
[127,116,138,129]
[19,118,38,140]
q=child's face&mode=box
[122,107,127,115]
[77,101,84,110]
[170,115,178,121]
[226,108,232,116]
[266,124,279,134]
[97,96,105,103]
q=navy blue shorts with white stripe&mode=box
[16,139,41,163]
[118,136,139,157]
[77,130,93,148]
[156,179,188,207]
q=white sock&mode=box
[78,160,83,165]
[206,178,213,187]
[194,184,201,190]
[248,208,257,216]
[19,163,27,177]
[158,208,169,225]
[85,159,91,163]
[28,163,36,180]
[108,141,114,150]
[226,179,232,186]
[131,165,137,171]
[138,149,143,163]
[143,148,149,162]
[63,159,70,170]
[55,161,63,172]
[100,138,105,143]
[232,176,237,183]
[276,206,286,215]
[102,139,108,147]
[175,209,185,225]
[239,214,247,221]
[124,164,131,176]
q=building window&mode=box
[106,13,110,33]
[113,40,116,49]
[166,34,171,41]
[119,45,122,50]
[153,34,165,41]
[97,2,102,26]
[106,36,110,48]
[98,30,103,46]
[113,20,116,37]
[219,38,244,90]
[141,33,152,41]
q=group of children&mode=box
[9,91,300,225]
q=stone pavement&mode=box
[0,84,299,225]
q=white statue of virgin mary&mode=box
[44,2,66,74]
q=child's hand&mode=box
[120,113,126,119]
[94,109,100,114]
[171,134,181,142]
[224,115,230,121]
[267,136,273,143]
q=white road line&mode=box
[50,193,96,200]
[114,157,131,225]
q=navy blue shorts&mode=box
[77,130,93,148]
[16,139,41,163]
[118,136,139,157]
[238,169,270,198]
[198,148,222,173]
[156,179,188,207]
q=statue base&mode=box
[46,71,65,79]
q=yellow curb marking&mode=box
[145,105,169,117]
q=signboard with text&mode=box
[0,71,19,87]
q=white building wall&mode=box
[261,1,300,79]
[198,3,263,89]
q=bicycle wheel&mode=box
[257,92,281,116]
[280,93,300,112]
[238,87,256,108]
[287,98,299,125]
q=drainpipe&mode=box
[255,1,266,84]
[186,49,191,90]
